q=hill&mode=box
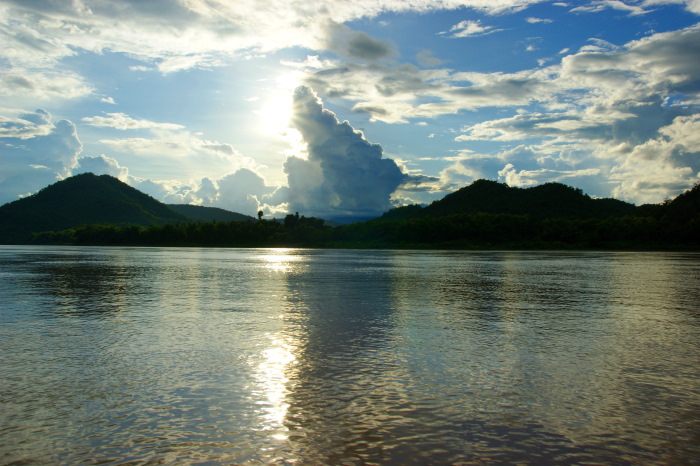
[0,173,189,243]
[420,179,637,219]
[167,204,255,222]
[660,182,700,243]
[378,180,637,221]
[356,180,697,249]
[2,175,698,249]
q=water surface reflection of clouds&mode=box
[235,249,700,463]
[274,250,407,462]
[1,247,699,463]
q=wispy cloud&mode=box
[526,17,554,23]
[0,69,92,100]
[82,113,185,131]
[570,0,651,16]
[0,0,550,76]
[439,20,503,38]
[82,113,184,130]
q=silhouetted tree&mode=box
[284,212,300,229]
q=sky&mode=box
[2,0,700,219]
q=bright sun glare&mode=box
[256,72,301,136]
[259,93,293,134]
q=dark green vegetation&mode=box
[1,174,698,249]
[334,180,699,249]
[0,174,189,243]
[166,204,255,223]
[421,180,637,219]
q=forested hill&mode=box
[358,180,699,248]
[2,174,699,249]
[0,173,191,243]
[382,180,637,220]
[167,204,255,222]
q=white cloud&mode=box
[610,150,698,203]
[606,114,700,202]
[94,131,262,188]
[658,113,700,147]
[2,0,698,211]
[129,65,153,72]
[195,178,219,205]
[74,154,129,181]
[0,109,82,205]
[526,17,554,23]
[301,58,551,123]
[455,109,636,142]
[0,105,282,212]
[439,20,502,38]
[300,21,700,129]
[0,69,93,101]
[130,178,187,203]
[643,0,700,14]
[82,111,261,181]
[0,109,53,139]
[98,131,244,164]
[558,27,700,103]
[438,158,488,188]
[570,0,651,15]
[0,0,551,78]
[117,169,284,215]
[440,24,700,202]
[283,86,405,217]
[213,169,277,215]
[63,12,697,208]
[454,110,700,203]
[498,162,601,187]
[82,113,185,131]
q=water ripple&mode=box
[0,247,699,464]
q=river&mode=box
[1,246,699,464]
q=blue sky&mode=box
[1,0,699,218]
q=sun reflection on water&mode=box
[254,336,297,440]
[251,249,306,443]
[258,249,304,274]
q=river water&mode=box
[1,246,699,464]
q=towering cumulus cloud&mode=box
[0,109,82,204]
[285,86,404,218]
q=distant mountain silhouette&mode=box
[663,182,700,220]
[659,182,700,243]
[2,174,698,248]
[381,179,637,220]
[167,204,255,222]
[0,173,189,243]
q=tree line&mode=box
[31,210,699,250]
